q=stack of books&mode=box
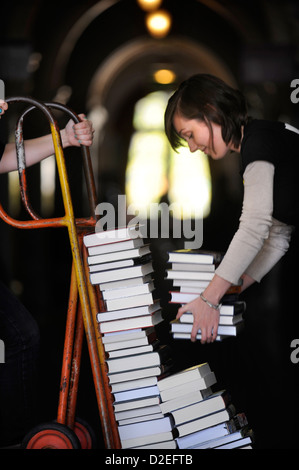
[84,226,164,333]
[83,226,174,448]
[102,330,174,449]
[83,232,251,448]
[157,363,253,449]
[165,249,245,341]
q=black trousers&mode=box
[0,281,40,446]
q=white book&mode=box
[176,408,233,437]
[105,292,154,312]
[159,372,217,402]
[107,342,159,359]
[171,320,244,337]
[219,314,244,325]
[88,245,151,265]
[113,385,159,403]
[103,281,154,300]
[173,279,210,288]
[167,250,222,265]
[113,396,161,413]
[106,345,170,374]
[115,404,162,422]
[110,376,158,393]
[171,263,215,272]
[108,364,172,385]
[170,391,229,426]
[103,332,156,351]
[215,436,252,449]
[157,363,211,391]
[133,440,177,449]
[179,312,243,325]
[118,416,173,441]
[98,309,163,334]
[173,301,245,316]
[176,422,233,449]
[118,412,165,426]
[121,431,174,449]
[172,332,224,342]
[159,388,213,414]
[97,300,160,323]
[83,226,142,247]
[166,270,214,281]
[98,274,153,292]
[102,327,155,345]
[90,262,153,285]
[88,237,144,256]
[179,286,206,293]
[89,258,134,272]
[192,430,247,449]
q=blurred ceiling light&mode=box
[146,10,172,38]
[154,68,176,84]
[137,0,162,11]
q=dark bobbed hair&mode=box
[164,74,249,151]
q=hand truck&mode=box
[0,97,121,449]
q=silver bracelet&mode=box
[200,293,222,311]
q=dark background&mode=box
[0,0,299,448]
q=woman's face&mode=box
[173,113,233,159]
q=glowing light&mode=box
[40,156,56,214]
[154,69,176,85]
[137,0,162,11]
[126,132,169,217]
[145,10,172,38]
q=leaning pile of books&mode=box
[157,363,253,449]
[113,362,253,449]
[83,226,174,448]
[166,249,246,341]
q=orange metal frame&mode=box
[0,97,121,448]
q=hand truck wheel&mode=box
[74,417,97,449]
[21,422,81,449]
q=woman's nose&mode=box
[188,141,198,152]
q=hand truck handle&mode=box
[1,97,97,230]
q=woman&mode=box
[164,74,299,448]
[0,99,94,447]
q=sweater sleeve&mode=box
[244,218,292,281]
[215,160,289,284]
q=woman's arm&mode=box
[0,105,94,173]
[177,161,278,343]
